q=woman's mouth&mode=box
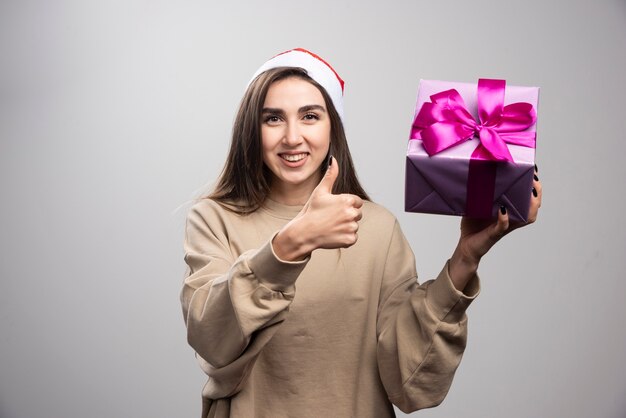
[279,153,308,162]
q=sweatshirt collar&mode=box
[260,197,304,219]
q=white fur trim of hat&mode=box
[248,48,345,122]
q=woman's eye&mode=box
[264,115,281,124]
[303,113,319,121]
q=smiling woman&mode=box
[207,62,368,215]
[180,48,541,418]
[260,77,332,205]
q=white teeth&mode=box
[281,153,307,162]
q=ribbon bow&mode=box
[410,79,537,162]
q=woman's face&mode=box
[261,77,331,199]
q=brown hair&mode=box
[208,67,369,214]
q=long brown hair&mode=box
[208,67,369,214]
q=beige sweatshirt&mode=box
[181,198,480,418]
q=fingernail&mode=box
[500,205,507,215]
[532,187,538,197]
[328,154,333,167]
[534,174,539,181]
[534,164,538,173]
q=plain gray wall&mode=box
[1,0,625,417]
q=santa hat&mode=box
[248,48,345,122]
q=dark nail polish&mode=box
[500,205,507,215]
[534,174,539,181]
[532,187,538,197]
[328,154,333,167]
[534,164,538,173]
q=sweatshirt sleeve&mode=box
[180,201,308,398]
[376,220,480,413]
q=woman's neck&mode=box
[268,177,320,206]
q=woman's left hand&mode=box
[449,166,542,290]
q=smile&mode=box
[279,153,308,162]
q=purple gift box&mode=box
[405,79,539,222]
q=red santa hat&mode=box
[249,48,345,122]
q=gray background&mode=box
[1,0,625,417]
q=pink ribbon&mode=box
[410,79,537,162]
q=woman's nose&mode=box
[283,122,303,145]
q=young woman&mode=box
[181,48,542,418]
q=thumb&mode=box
[315,156,338,195]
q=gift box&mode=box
[405,79,539,222]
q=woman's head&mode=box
[209,50,369,213]
[260,74,332,203]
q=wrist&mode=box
[451,246,480,270]
[272,219,315,262]
[449,245,480,291]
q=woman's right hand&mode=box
[272,157,363,261]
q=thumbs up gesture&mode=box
[272,157,364,261]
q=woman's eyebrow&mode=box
[299,105,326,113]
[262,107,285,115]
[262,105,326,115]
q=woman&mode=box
[181,48,542,418]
